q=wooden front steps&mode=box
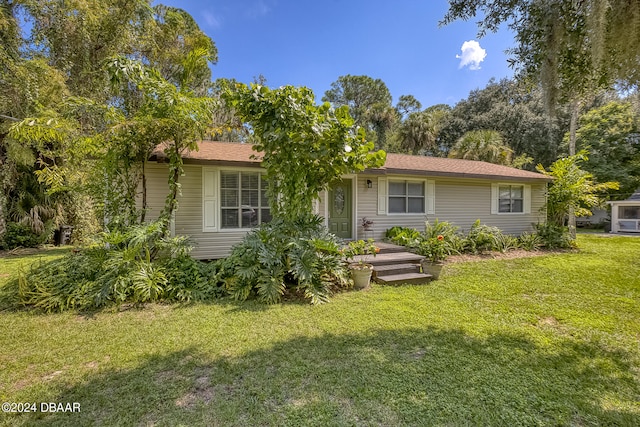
[351,242,432,285]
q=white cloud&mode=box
[202,10,221,29]
[456,40,487,70]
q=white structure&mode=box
[608,190,640,233]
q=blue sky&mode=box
[157,0,517,108]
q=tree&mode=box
[442,1,640,108]
[395,110,442,155]
[21,0,152,101]
[571,101,640,199]
[322,75,393,147]
[438,78,567,166]
[107,55,215,234]
[537,152,619,230]
[396,95,422,119]
[225,83,386,222]
[449,130,514,165]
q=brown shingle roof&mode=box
[151,141,549,182]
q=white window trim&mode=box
[384,178,434,216]
[202,166,269,233]
[491,183,531,215]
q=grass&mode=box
[1,235,639,426]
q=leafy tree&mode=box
[438,78,566,167]
[570,101,640,199]
[536,152,619,236]
[394,110,441,155]
[396,95,422,119]
[449,130,514,165]
[322,74,393,147]
[442,1,640,108]
[107,55,215,234]
[20,0,152,101]
[141,5,218,94]
[225,83,386,222]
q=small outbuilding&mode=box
[608,189,640,233]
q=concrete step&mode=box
[375,272,433,286]
[352,251,424,266]
[373,242,408,254]
[373,263,422,277]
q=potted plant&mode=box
[342,239,379,289]
[421,234,447,279]
[361,217,374,231]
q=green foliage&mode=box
[443,1,640,108]
[0,221,224,312]
[107,55,216,231]
[224,215,349,305]
[387,220,462,262]
[534,223,576,249]
[464,220,504,254]
[224,83,385,222]
[449,129,514,166]
[385,226,422,246]
[1,222,52,249]
[437,78,565,167]
[342,239,379,268]
[322,74,392,128]
[537,152,619,227]
[571,101,640,198]
[518,231,543,251]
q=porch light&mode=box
[366,179,373,189]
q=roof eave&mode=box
[364,167,552,182]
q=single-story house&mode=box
[145,141,551,259]
[607,190,640,233]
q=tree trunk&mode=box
[567,99,580,240]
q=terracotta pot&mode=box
[421,260,445,280]
[350,263,373,289]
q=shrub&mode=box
[2,222,53,249]
[519,232,543,251]
[224,215,349,305]
[464,220,504,254]
[534,223,576,249]
[0,220,224,312]
[492,233,521,253]
[385,226,421,246]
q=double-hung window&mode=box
[220,171,271,228]
[498,185,524,213]
[388,180,425,214]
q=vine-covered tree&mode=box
[225,83,386,222]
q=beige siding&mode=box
[145,164,547,258]
[144,163,250,259]
[352,174,546,240]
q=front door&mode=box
[328,179,352,239]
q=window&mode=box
[220,171,271,229]
[620,206,640,219]
[498,185,524,213]
[388,180,425,213]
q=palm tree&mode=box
[449,130,513,165]
[397,110,445,155]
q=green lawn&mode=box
[1,235,639,426]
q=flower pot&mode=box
[350,263,374,289]
[421,260,444,280]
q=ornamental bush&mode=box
[223,215,350,305]
[0,221,225,312]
